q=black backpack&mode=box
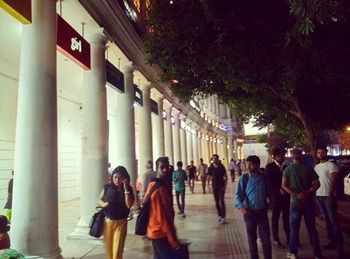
[135,181,161,236]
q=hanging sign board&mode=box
[106,60,124,93]
[56,14,90,70]
[150,99,158,115]
[0,0,32,24]
[134,84,143,106]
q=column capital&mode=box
[119,60,135,74]
[139,80,152,92]
[163,99,172,111]
[179,113,187,120]
[85,29,108,46]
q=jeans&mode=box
[189,177,195,193]
[175,190,185,214]
[289,201,322,257]
[200,176,207,193]
[271,196,290,244]
[316,196,343,245]
[243,210,272,259]
[213,187,226,218]
[230,169,235,182]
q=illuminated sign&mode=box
[0,0,31,24]
[56,14,90,70]
[150,99,158,114]
[106,61,124,92]
[134,84,143,106]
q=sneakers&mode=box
[286,252,297,259]
[220,217,226,224]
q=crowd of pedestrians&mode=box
[2,147,346,259]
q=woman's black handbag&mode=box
[89,207,104,238]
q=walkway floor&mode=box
[58,181,350,259]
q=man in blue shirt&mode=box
[172,161,188,217]
[235,155,272,259]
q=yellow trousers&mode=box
[103,218,128,259]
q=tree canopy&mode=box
[144,0,350,154]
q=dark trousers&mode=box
[175,190,185,214]
[271,196,290,243]
[189,177,195,193]
[151,237,174,259]
[244,210,272,259]
[289,201,322,257]
[230,169,235,182]
[200,176,207,193]
[213,187,226,218]
[316,196,343,247]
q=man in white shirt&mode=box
[228,159,236,182]
[315,146,343,257]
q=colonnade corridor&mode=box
[58,180,349,259]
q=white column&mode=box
[164,102,174,165]
[186,125,193,164]
[215,96,220,117]
[233,138,238,160]
[70,32,109,238]
[226,105,231,118]
[219,104,227,118]
[223,136,228,162]
[172,110,181,165]
[12,0,60,257]
[136,82,153,176]
[179,115,187,166]
[198,133,203,160]
[192,130,199,167]
[227,134,233,161]
[152,94,165,160]
[115,62,137,188]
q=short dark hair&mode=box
[271,148,285,156]
[246,155,260,167]
[200,158,203,162]
[155,157,169,169]
[0,215,10,232]
[177,161,183,167]
[212,154,219,158]
[316,146,327,152]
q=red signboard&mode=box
[56,14,90,70]
[0,0,32,24]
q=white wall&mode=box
[243,143,269,168]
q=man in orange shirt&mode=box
[144,157,182,258]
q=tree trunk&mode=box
[291,97,318,162]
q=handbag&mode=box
[89,207,105,238]
[344,173,350,196]
[135,181,161,236]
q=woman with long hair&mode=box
[98,166,135,259]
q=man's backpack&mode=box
[135,181,161,236]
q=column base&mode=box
[67,224,103,241]
[24,247,62,259]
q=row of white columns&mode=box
[10,1,234,257]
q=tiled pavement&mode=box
[58,181,350,259]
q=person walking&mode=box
[98,166,135,259]
[282,149,322,259]
[229,159,236,182]
[187,161,196,193]
[315,146,344,257]
[265,149,290,247]
[145,157,184,258]
[235,155,273,259]
[140,160,156,200]
[173,161,188,217]
[208,154,228,224]
[198,158,208,194]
